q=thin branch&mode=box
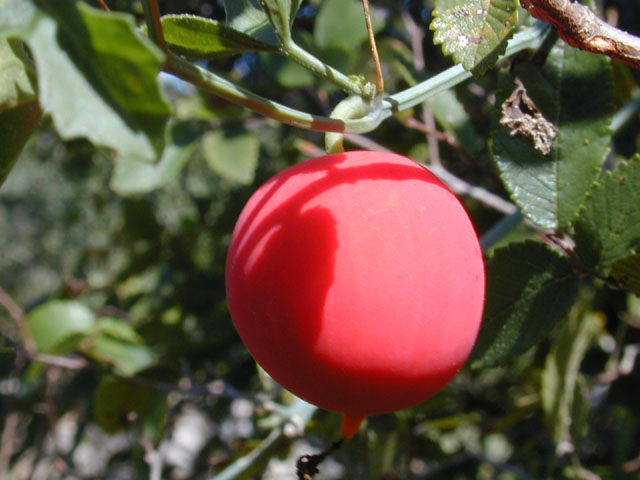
[142,439,165,480]
[403,116,464,160]
[399,4,425,71]
[362,0,384,93]
[32,353,88,370]
[0,286,35,356]
[126,373,263,405]
[96,0,110,11]
[142,0,166,51]
[521,0,640,69]
[0,413,19,475]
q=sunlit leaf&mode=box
[0,38,36,110]
[0,0,38,36]
[27,300,96,354]
[87,318,156,377]
[158,14,277,60]
[430,0,518,75]
[573,156,640,274]
[9,0,170,163]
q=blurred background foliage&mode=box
[1,0,640,479]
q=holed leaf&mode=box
[470,241,579,368]
[430,0,518,76]
[159,14,277,60]
[491,43,613,229]
[572,156,640,274]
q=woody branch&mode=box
[520,0,640,70]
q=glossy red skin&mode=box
[226,151,485,419]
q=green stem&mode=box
[164,22,550,135]
[164,54,383,133]
[280,39,371,98]
[386,21,550,112]
[325,96,377,153]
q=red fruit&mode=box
[225,151,485,439]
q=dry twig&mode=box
[521,0,640,69]
[362,0,384,93]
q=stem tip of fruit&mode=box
[340,413,365,440]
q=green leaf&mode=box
[96,316,146,344]
[470,241,579,368]
[541,308,600,448]
[13,0,170,163]
[27,300,96,354]
[93,375,166,434]
[224,0,279,45]
[573,156,640,274]
[110,120,200,195]
[258,0,303,41]
[611,253,640,296]
[491,44,613,229]
[87,317,155,377]
[0,38,37,110]
[0,36,40,188]
[89,336,155,376]
[427,89,484,154]
[202,129,259,185]
[0,0,38,36]
[158,14,277,61]
[0,100,41,187]
[430,0,518,75]
[314,0,382,50]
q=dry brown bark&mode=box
[520,0,640,69]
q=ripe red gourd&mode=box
[225,151,485,439]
